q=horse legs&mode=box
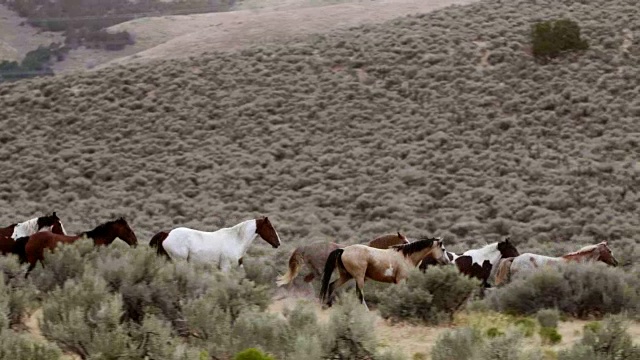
[326,273,351,307]
[355,277,369,311]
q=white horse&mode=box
[149,217,281,272]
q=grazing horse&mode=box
[453,238,520,288]
[276,232,409,287]
[17,217,138,276]
[494,241,619,286]
[150,217,281,272]
[319,237,448,309]
[0,212,67,255]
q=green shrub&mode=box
[486,263,640,318]
[536,309,560,328]
[513,318,536,338]
[377,267,479,325]
[325,296,379,360]
[486,327,504,338]
[0,256,37,327]
[234,348,276,360]
[558,315,640,360]
[0,329,62,360]
[531,18,589,62]
[539,327,562,345]
[431,327,482,360]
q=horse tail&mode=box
[149,231,171,259]
[319,248,344,302]
[13,236,29,264]
[494,257,515,286]
[276,248,303,287]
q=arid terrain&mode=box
[0,0,639,357]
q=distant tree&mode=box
[531,18,589,63]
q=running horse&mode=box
[275,232,409,287]
[0,212,67,256]
[494,241,618,286]
[452,238,520,289]
[16,217,137,277]
[149,217,281,272]
[319,237,448,309]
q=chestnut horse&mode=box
[149,217,281,272]
[275,232,409,287]
[494,241,618,286]
[0,212,67,256]
[16,217,138,277]
[319,237,448,309]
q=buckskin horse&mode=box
[319,237,448,310]
[494,241,618,286]
[16,217,138,277]
[276,232,409,287]
[0,212,67,256]
[149,217,281,272]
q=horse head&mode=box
[497,237,519,258]
[38,211,67,235]
[112,217,138,247]
[596,241,618,267]
[393,237,447,266]
[256,216,281,248]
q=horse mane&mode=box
[392,237,436,255]
[85,220,119,239]
[564,243,599,257]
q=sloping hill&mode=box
[52,0,479,74]
[0,0,638,258]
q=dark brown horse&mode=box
[276,232,409,287]
[16,217,138,277]
[0,212,67,256]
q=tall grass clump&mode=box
[531,18,589,62]
[431,326,538,360]
[486,263,640,318]
[558,315,640,360]
[377,267,479,325]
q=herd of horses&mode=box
[0,212,619,309]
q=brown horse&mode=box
[16,217,138,276]
[494,241,618,286]
[319,237,448,309]
[0,212,67,255]
[276,232,409,287]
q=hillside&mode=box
[0,0,638,263]
[53,0,479,74]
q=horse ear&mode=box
[397,231,405,239]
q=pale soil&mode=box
[0,4,64,62]
[268,296,640,359]
[52,0,478,74]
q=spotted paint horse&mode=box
[494,241,618,286]
[453,238,520,289]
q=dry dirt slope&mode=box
[0,0,638,259]
[53,0,479,74]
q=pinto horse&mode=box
[0,212,67,255]
[150,217,281,272]
[494,241,618,286]
[16,217,137,276]
[276,232,409,287]
[452,238,519,288]
[319,237,448,309]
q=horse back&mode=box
[368,234,408,249]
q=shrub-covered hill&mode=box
[0,0,638,256]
